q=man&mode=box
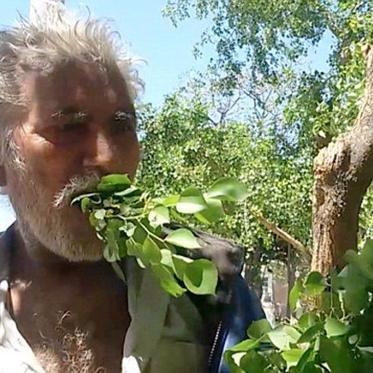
[0,5,264,373]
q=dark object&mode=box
[207,275,265,373]
[165,224,266,373]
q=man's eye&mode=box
[112,112,136,134]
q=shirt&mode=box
[0,227,208,373]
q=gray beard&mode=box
[8,171,104,262]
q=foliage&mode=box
[164,0,373,156]
[72,173,247,297]
[225,239,373,372]
[138,94,312,271]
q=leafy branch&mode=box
[225,240,373,373]
[72,174,248,297]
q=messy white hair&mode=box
[0,2,142,163]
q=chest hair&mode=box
[33,311,108,373]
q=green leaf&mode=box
[298,312,318,331]
[247,319,272,339]
[119,222,136,237]
[281,349,304,367]
[148,205,170,227]
[97,174,132,192]
[94,209,106,220]
[195,197,225,224]
[224,351,245,373]
[164,228,201,249]
[126,239,143,257]
[142,236,162,265]
[324,317,350,338]
[114,185,141,197]
[319,336,354,373]
[239,350,268,373]
[160,250,191,279]
[268,326,301,350]
[183,259,218,295]
[289,279,304,311]
[303,272,325,296]
[80,197,91,213]
[336,266,369,314]
[151,264,185,297]
[172,254,191,279]
[133,222,148,244]
[295,348,316,371]
[267,352,286,370]
[302,363,323,373]
[228,339,261,352]
[298,322,324,343]
[156,194,180,207]
[361,239,373,264]
[89,212,106,231]
[103,244,120,262]
[206,177,248,202]
[344,250,371,279]
[105,218,126,259]
[344,242,373,281]
[176,187,207,214]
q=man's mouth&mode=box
[53,173,101,209]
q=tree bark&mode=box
[312,46,373,275]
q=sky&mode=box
[0,0,333,231]
[1,0,214,106]
[0,0,215,230]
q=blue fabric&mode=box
[209,276,266,373]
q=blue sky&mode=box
[1,0,214,106]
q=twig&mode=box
[252,209,311,260]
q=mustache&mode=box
[53,172,101,209]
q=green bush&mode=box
[225,241,373,373]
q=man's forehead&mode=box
[22,62,133,115]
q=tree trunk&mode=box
[312,47,373,275]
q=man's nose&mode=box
[83,128,116,172]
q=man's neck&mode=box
[13,222,72,265]
[13,222,102,270]
[8,223,130,373]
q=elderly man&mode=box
[0,6,264,373]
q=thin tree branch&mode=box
[252,210,311,260]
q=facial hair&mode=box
[8,167,105,262]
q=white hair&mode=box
[0,2,142,163]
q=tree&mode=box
[163,0,373,274]
[137,90,312,293]
[312,47,373,274]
